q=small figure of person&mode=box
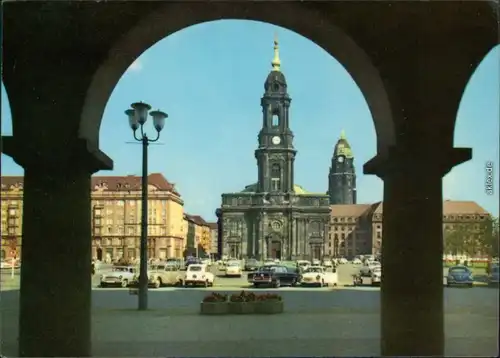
[91,260,96,276]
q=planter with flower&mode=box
[228,291,257,314]
[200,292,229,315]
[255,293,284,314]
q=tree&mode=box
[477,216,499,258]
[444,225,467,256]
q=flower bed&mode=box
[228,291,257,314]
[255,293,284,314]
[200,292,229,315]
[200,291,283,315]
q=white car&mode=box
[264,259,276,266]
[225,261,242,277]
[371,266,382,285]
[300,266,338,287]
[352,258,362,265]
[297,260,311,271]
[100,266,137,288]
[338,258,348,264]
[183,264,214,287]
[322,260,333,268]
[312,259,321,266]
[360,261,381,277]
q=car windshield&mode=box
[188,266,202,272]
[372,267,382,272]
[449,267,469,274]
[298,262,309,267]
[166,259,177,262]
[112,267,129,272]
[153,265,166,271]
[246,260,257,264]
[305,267,323,273]
[228,262,239,267]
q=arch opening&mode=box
[80,3,395,154]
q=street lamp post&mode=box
[125,102,168,311]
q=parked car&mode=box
[300,266,338,287]
[144,264,184,288]
[322,259,333,268]
[183,264,214,287]
[359,261,381,277]
[488,265,499,285]
[165,258,182,270]
[244,258,260,271]
[338,257,348,264]
[225,261,242,277]
[312,259,321,266]
[100,266,137,288]
[352,258,362,265]
[446,265,474,287]
[296,260,311,272]
[370,266,382,286]
[184,257,201,270]
[263,259,276,266]
[248,265,300,288]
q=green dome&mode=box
[334,130,353,158]
[241,183,310,195]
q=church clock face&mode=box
[337,156,344,163]
[272,136,281,145]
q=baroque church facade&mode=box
[216,38,330,261]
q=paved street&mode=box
[1,264,498,356]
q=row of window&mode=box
[94,226,168,236]
[93,200,169,207]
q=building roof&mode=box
[330,204,373,217]
[1,173,180,196]
[371,200,488,215]
[184,214,210,227]
[206,222,218,230]
[240,183,310,195]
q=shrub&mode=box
[202,292,227,303]
[230,291,257,302]
[256,293,282,301]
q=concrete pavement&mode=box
[1,286,498,356]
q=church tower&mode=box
[255,35,296,193]
[328,130,357,204]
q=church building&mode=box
[217,37,331,261]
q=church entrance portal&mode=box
[96,247,103,261]
[270,241,282,260]
[311,245,321,261]
[229,243,240,259]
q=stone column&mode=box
[291,215,297,257]
[240,219,248,258]
[364,146,471,356]
[2,137,112,357]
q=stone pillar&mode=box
[241,220,248,258]
[291,216,297,257]
[2,137,112,357]
[364,146,471,356]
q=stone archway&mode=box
[79,2,396,153]
[96,247,103,261]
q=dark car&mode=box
[447,265,474,287]
[247,265,300,288]
[185,257,201,269]
[244,259,260,271]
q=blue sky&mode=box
[1,20,499,220]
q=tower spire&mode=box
[340,129,346,139]
[271,33,281,71]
